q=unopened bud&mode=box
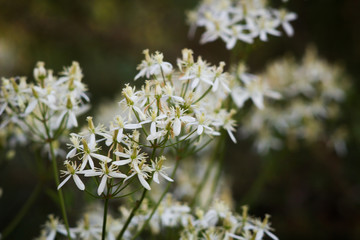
[34,62,46,82]
[82,139,89,153]
[143,49,151,62]
[68,77,75,91]
[31,85,39,99]
[66,96,73,109]
[10,78,18,92]
[86,116,95,131]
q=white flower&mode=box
[79,138,112,170]
[125,160,153,190]
[120,84,146,121]
[187,112,215,136]
[224,25,254,49]
[232,76,281,110]
[113,145,147,166]
[245,215,278,240]
[41,214,75,240]
[179,57,214,90]
[151,156,174,184]
[169,106,195,136]
[253,15,281,42]
[275,9,297,37]
[58,161,85,191]
[83,162,127,195]
[212,62,231,93]
[73,214,102,240]
[111,115,142,143]
[141,110,168,141]
[200,12,232,44]
[188,0,297,46]
[135,50,172,80]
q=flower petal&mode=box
[138,174,151,190]
[173,118,181,136]
[73,174,85,191]
[57,175,71,190]
[98,175,108,195]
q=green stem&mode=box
[113,178,135,196]
[163,129,197,148]
[84,189,101,199]
[116,145,158,240]
[1,183,42,239]
[192,86,212,105]
[49,141,72,240]
[131,158,181,240]
[190,135,224,208]
[116,188,148,240]
[239,159,273,205]
[112,188,142,199]
[102,197,109,240]
[40,106,72,240]
[206,145,226,208]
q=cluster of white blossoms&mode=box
[230,62,282,110]
[241,47,349,154]
[57,48,241,196]
[128,195,278,240]
[58,117,174,194]
[33,48,280,240]
[187,0,297,49]
[0,61,89,152]
[37,195,278,240]
[94,89,235,206]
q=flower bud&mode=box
[34,62,46,82]
[86,116,95,132]
[66,95,73,109]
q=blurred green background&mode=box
[1,0,360,239]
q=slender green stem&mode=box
[160,67,167,85]
[112,188,142,199]
[41,110,72,239]
[49,141,72,240]
[205,145,226,208]
[113,178,135,196]
[116,188,148,240]
[85,189,101,199]
[132,108,149,138]
[102,197,109,240]
[131,158,181,240]
[192,86,212,105]
[163,129,197,148]
[53,113,69,139]
[186,138,213,157]
[22,120,45,141]
[124,133,152,148]
[116,145,158,240]
[190,135,224,208]
[1,183,42,239]
[239,159,273,205]
[181,80,190,98]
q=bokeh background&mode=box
[1,0,360,239]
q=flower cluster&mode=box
[58,117,174,195]
[37,195,277,240]
[241,47,349,154]
[187,0,297,49]
[0,61,89,150]
[124,195,278,240]
[180,201,278,240]
[231,62,282,110]
[58,49,239,196]
[94,90,235,206]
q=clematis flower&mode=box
[58,161,85,191]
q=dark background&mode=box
[0,0,360,239]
